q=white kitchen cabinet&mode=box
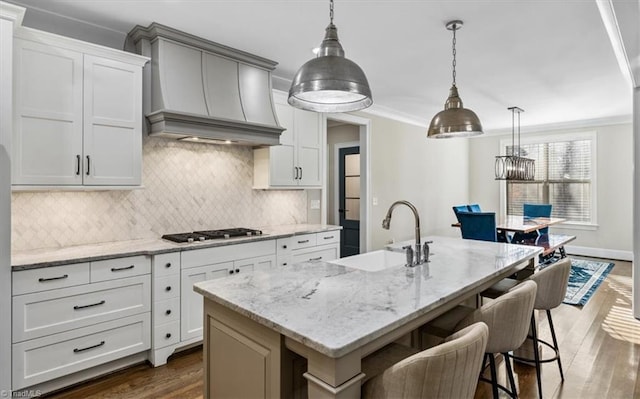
[11,28,147,188]
[11,255,151,389]
[275,230,340,267]
[253,91,323,188]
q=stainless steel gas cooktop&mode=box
[162,228,263,243]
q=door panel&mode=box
[339,147,361,257]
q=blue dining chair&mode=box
[452,205,470,223]
[452,204,482,223]
[457,212,498,242]
[523,203,552,234]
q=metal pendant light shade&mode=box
[427,20,483,138]
[288,1,372,112]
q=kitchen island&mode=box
[194,236,542,399]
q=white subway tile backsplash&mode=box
[11,136,307,251]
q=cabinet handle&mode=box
[165,262,172,268]
[165,286,172,292]
[282,262,288,266]
[294,166,299,180]
[165,309,172,315]
[309,256,322,261]
[75,155,81,175]
[38,274,68,282]
[74,300,106,310]
[73,340,105,354]
[323,236,334,240]
[298,239,309,244]
[111,265,134,272]
[299,167,303,180]
[86,155,91,176]
[165,333,172,339]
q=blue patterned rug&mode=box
[563,259,614,306]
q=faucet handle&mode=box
[423,241,433,263]
[402,245,414,267]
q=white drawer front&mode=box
[153,297,180,325]
[153,320,180,349]
[290,233,317,250]
[181,239,275,269]
[317,230,340,245]
[12,313,150,389]
[152,252,180,277]
[153,274,180,301]
[292,245,339,264]
[13,275,150,342]
[90,255,151,282]
[12,263,90,295]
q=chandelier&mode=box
[495,106,535,181]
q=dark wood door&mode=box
[338,146,360,257]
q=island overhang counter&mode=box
[194,236,542,399]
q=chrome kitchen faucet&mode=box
[382,200,429,267]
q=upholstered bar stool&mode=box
[361,322,489,399]
[482,258,572,399]
[422,280,537,399]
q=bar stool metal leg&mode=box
[531,314,543,399]
[547,309,565,380]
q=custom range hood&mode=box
[126,23,284,146]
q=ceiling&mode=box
[8,0,634,133]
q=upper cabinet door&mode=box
[295,110,322,187]
[83,55,142,186]
[12,39,83,185]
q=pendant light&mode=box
[495,106,535,180]
[288,0,372,113]
[427,20,483,138]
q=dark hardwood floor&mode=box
[45,257,639,399]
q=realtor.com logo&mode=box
[0,390,42,398]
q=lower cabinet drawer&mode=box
[292,245,339,264]
[153,297,180,325]
[153,320,180,349]
[13,275,150,342]
[90,255,151,283]
[12,312,150,389]
[153,274,180,302]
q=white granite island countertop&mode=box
[12,224,341,270]
[194,235,542,358]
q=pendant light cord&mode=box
[452,24,457,87]
[330,0,334,24]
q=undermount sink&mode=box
[328,249,407,272]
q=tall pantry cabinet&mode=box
[11,27,148,188]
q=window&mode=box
[505,132,596,225]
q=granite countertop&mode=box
[194,236,542,358]
[11,224,341,270]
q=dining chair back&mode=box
[457,212,497,242]
[468,203,482,212]
[452,204,482,223]
[523,203,553,234]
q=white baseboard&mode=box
[565,245,634,261]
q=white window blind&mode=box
[506,137,593,223]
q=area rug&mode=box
[563,259,614,306]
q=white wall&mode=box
[469,122,634,258]
[634,87,639,319]
[355,112,470,250]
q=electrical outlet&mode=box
[372,197,378,206]
[310,200,320,210]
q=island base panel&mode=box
[203,300,285,399]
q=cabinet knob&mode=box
[165,262,171,268]
[283,245,287,249]
[165,286,172,292]
[229,270,234,274]
[235,269,240,273]
[283,263,287,266]
[165,333,172,339]
[165,309,171,315]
